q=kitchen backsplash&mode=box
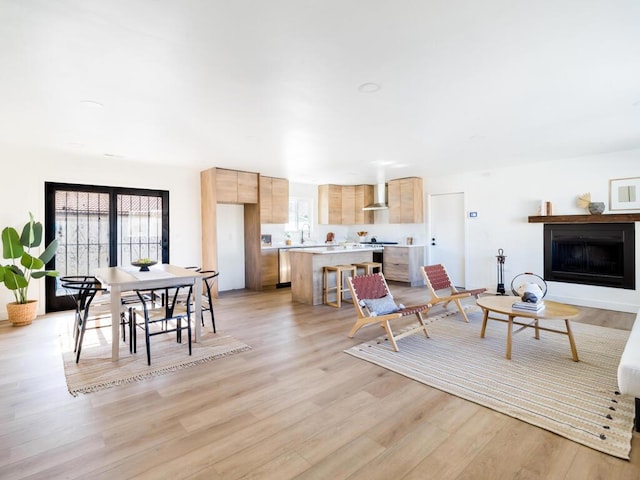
[260,222,425,246]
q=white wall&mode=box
[0,145,202,319]
[420,150,640,313]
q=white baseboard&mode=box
[546,294,640,313]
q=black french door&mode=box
[45,182,169,312]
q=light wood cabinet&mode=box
[354,185,374,224]
[318,184,374,225]
[341,185,356,225]
[260,176,289,224]
[388,177,423,223]
[215,168,258,204]
[318,185,343,224]
[260,249,279,288]
[383,246,425,286]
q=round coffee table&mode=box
[476,296,580,361]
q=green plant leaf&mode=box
[2,227,23,259]
[32,270,59,279]
[2,267,27,290]
[20,218,42,248]
[0,266,4,283]
[21,253,44,271]
[39,238,59,264]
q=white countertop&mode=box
[288,246,379,255]
[263,243,424,251]
[383,244,426,248]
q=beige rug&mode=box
[345,306,635,459]
[59,317,251,396]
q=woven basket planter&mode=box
[6,300,38,326]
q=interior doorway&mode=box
[428,192,466,288]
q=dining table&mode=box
[95,264,204,361]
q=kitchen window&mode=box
[286,197,312,232]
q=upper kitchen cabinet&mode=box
[354,185,374,224]
[216,168,258,204]
[388,177,424,223]
[318,184,374,225]
[318,184,342,224]
[260,175,289,224]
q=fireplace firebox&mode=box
[544,223,635,289]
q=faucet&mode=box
[300,223,311,244]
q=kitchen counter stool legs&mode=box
[323,265,357,307]
[353,261,383,276]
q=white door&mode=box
[216,204,246,291]
[429,192,466,287]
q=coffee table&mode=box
[476,296,580,361]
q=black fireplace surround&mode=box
[544,223,635,289]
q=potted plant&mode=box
[0,213,59,326]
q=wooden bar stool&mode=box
[353,261,383,276]
[323,264,357,307]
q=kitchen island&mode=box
[289,246,376,305]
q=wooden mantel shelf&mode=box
[528,213,640,223]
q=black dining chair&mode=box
[61,276,110,363]
[174,270,219,333]
[130,283,194,365]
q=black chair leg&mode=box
[145,318,152,366]
[75,314,89,363]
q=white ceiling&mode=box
[1,0,639,184]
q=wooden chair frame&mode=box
[421,264,486,322]
[347,273,432,351]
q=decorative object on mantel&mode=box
[610,177,640,211]
[576,192,605,215]
[588,202,605,214]
[576,192,591,210]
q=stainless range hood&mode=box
[363,183,388,210]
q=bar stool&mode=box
[353,261,383,276]
[323,264,357,307]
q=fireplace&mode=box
[544,223,635,289]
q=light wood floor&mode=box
[1,286,639,480]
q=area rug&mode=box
[59,318,251,396]
[345,307,635,459]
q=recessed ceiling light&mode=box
[358,83,381,93]
[80,100,104,108]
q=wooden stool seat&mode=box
[353,261,383,276]
[323,264,357,307]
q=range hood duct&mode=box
[363,183,388,210]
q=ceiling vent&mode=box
[363,183,388,210]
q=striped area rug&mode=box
[345,306,634,459]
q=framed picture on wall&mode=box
[610,177,640,210]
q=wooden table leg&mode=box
[480,308,489,338]
[506,315,513,360]
[565,319,579,362]
[534,319,540,340]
